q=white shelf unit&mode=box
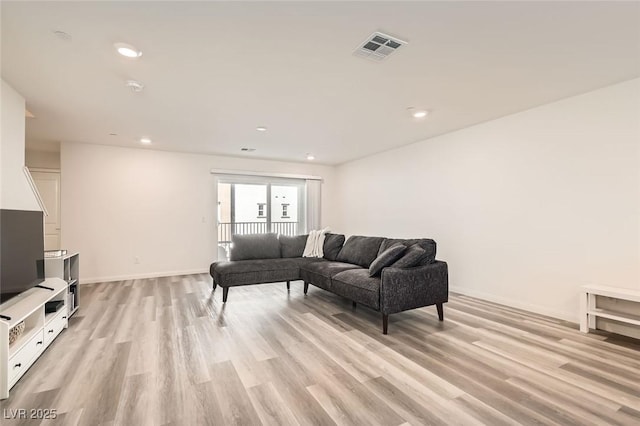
[580,285,640,333]
[45,253,80,316]
[0,278,68,399]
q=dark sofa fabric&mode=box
[299,261,361,291]
[378,238,437,265]
[336,236,385,268]
[279,233,346,260]
[332,269,381,310]
[323,233,346,261]
[369,244,406,277]
[279,234,308,258]
[210,232,448,334]
[214,258,314,287]
[381,261,448,315]
[391,244,427,269]
[230,233,281,261]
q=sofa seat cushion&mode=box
[378,238,436,265]
[336,236,385,268]
[214,258,315,287]
[332,269,381,310]
[299,261,361,291]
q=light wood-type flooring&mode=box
[1,274,639,425]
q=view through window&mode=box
[217,178,306,259]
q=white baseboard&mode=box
[449,285,577,323]
[81,268,209,284]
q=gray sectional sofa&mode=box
[210,233,448,334]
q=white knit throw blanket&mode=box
[303,228,329,258]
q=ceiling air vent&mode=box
[354,31,408,62]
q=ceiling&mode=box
[2,1,639,165]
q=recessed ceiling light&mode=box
[114,42,142,58]
[306,154,315,161]
[109,133,118,136]
[140,137,152,145]
[125,80,144,92]
[407,107,429,119]
[256,126,267,132]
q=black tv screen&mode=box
[0,209,45,305]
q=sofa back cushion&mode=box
[336,235,385,268]
[378,238,437,265]
[230,233,281,261]
[323,233,345,261]
[279,234,308,258]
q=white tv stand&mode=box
[580,285,640,333]
[0,278,68,399]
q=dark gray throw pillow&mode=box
[280,234,308,258]
[230,233,281,261]
[369,244,407,277]
[377,238,436,265]
[390,244,427,269]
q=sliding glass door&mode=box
[217,177,306,258]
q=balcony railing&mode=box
[217,221,300,258]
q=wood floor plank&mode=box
[208,360,262,425]
[1,275,638,426]
[363,376,451,426]
[113,373,156,426]
[247,381,299,426]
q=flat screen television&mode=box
[0,209,45,305]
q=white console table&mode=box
[0,278,69,399]
[580,285,640,333]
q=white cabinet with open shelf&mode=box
[45,252,80,316]
[0,278,68,399]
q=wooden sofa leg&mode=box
[382,314,388,334]
[222,287,229,303]
[286,281,290,291]
[352,301,357,308]
[303,282,309,295]
[436,303,444,321]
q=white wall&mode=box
[26,149,61,170]
[0,80,40,210]
[334,78,640,322]
[61,142,337,283]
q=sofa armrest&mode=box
[380,261,448,315]
[210,262,218,278]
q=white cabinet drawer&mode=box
[44,308,68,347]
[8,330,45,387]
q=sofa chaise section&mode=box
[211,233,345,301]
[212,257,313,301]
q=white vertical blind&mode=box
[212,175,221,260]
[305,179,322,231]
